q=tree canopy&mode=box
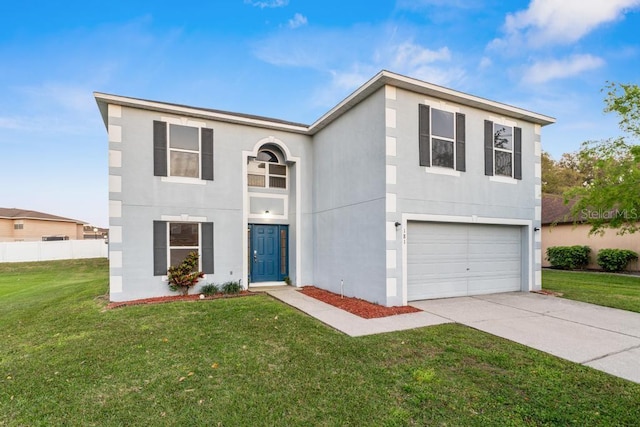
[563,82,640,235]
[541,150,591,195]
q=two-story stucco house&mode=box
[95,70,555,305]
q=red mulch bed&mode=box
[106,291,254,309]
[532,289,564,297]
[299,286,421,319]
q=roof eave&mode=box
[309,70,556,134]
[93,92,310,134]
[95,70,555,137]
[0,215,86,225]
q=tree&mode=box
[604,82,640,137]
[565,82,640,235]
[541,150,591,194]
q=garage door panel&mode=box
[467,256,520,275]
[407,222,523,301]
[409,260,467,276]
[408,277,467,300]
[467,271,521,294]
[468,225,520,295]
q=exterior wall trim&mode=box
[242,137,302,289]
[247,193,288,220]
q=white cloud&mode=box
[382,41,465,87]
[390,42,451,69]
[495,0,640,48]
[310,41,465,109]
[288,13,308,29]
[329,69,372,91]
[22,83,96,112]
[0,114,93,136]
[307,64,376,109]
[254,25,466,107]
[478,56,492,69]
[522,54,605,84]
[396,0,477,9]
[0,117,24,130]
[245,0,289,8]
[253,27,368,68]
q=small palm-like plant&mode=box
[167,251,204,295]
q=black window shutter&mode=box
[201,222,214,274]
[484,120,494,176]
[455,113,466,172]
[418,104,430,166]
[153,221,167,276]
[153,121,168,177]
[514,127,522,180]
[201,128,214,181]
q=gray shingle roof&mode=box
[0,208,85,224]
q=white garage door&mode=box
[407,222,522,301]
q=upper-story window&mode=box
[153,120,214,181]
[169,124,200,178]
[484,120,522,180]
[248,148,287,189]
[431,109,455,168]
[493,123,513,177]
[419,104,465,172]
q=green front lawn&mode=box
[2,259,640,426]
[542,269,640,313]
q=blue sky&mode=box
[1,0,639,227]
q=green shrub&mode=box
[167,251,204,295]
[200,283,220,296]
[546,246,591,270]
[596,249,639,272]
[221,281,242,295]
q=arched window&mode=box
[248,147,287,189]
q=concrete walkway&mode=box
[265,287,450,336]
[266,288,640,384]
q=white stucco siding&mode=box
[312,88,388,304]
[110,106,314,301]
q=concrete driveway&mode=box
[411,292,640,384]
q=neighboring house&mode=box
[83,226,109,240]
[95,70,555,305]
[0,208,85,242]
[541,194,640,271]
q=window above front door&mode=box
[248,148,287,189]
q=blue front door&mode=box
[250,224,288,282]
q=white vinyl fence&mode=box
[0,240,108,263]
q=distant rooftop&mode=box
[0,208,86,225]
[541,194,584,225]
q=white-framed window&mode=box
[431,108,456,169]
[419,104,465,172]
[168,222,200,268]
[248,149,287,189]
[154,120,214,182]
[493,123,513,177]
[154,220,214,276]
[14,221,24,230]
[169,124,200,179]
